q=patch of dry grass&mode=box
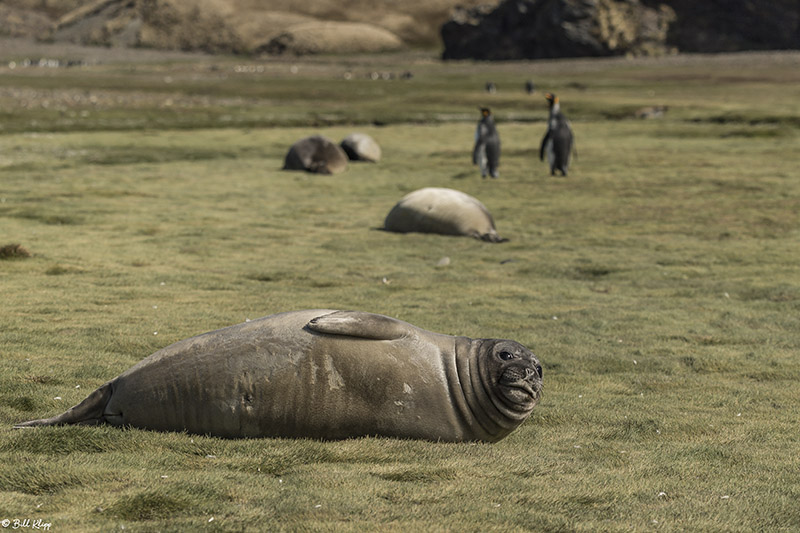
[0,243,31,259]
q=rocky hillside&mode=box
[442,0,676,60]
[441,0,800,60]
[4,0,797,58]
[0,0,496,54]
[647,0,800,53]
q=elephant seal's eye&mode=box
[498,351,515,361]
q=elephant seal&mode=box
[14,310,542,442]
[340,133,381,162]
[384,187,507,243]
[283,135,348,174]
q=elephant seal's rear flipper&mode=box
[14,382,113,428]
[307,311,413,340]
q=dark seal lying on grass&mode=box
[283,135,348,174]
[15,310,542,442]
[384,187,507,242]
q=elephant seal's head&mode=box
[479,339,542,414]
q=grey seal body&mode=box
[540,93,575,176]
[383,187,507,243]
[340,133,381,162]
[473,107,500,178]
[283,135,348,174]
[15,310,541,442]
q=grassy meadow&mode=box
[1,45,799,531]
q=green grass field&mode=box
[1,46,799,531]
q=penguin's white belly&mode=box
[476,145,487,174]
[545,138,555,167]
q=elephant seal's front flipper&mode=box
[307,310,413,340]
[13,382,113,428]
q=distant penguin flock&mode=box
[474,83,575,178]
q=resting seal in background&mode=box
[383,187,507,242]
[15,310,542,442]
[340,133,381,162]
[282,135,349,174]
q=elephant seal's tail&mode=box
[13,382,112,428]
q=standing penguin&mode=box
[540,93,574,176]
[473,107,501,179]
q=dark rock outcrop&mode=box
[441,0,799,60]
[645,0,800,53]
[442,0,676,60]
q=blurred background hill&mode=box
[0,0,494,54]
[1,0,798,58]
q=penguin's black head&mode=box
[480,107,492,117]
[545,93,558,106]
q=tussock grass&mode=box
[1,426,142,455]
[0,243,31,258]
[0,460,90,495]
[1,49,799,531]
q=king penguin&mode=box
[473,107,501,179]
[540,93,574,176]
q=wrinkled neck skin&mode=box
[447,337,534,442]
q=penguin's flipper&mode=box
[539,132,550,161]
[486,141,500,177]
[566,121,576,160]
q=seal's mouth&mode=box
[499,367,541,406]
[502,381,539,400]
